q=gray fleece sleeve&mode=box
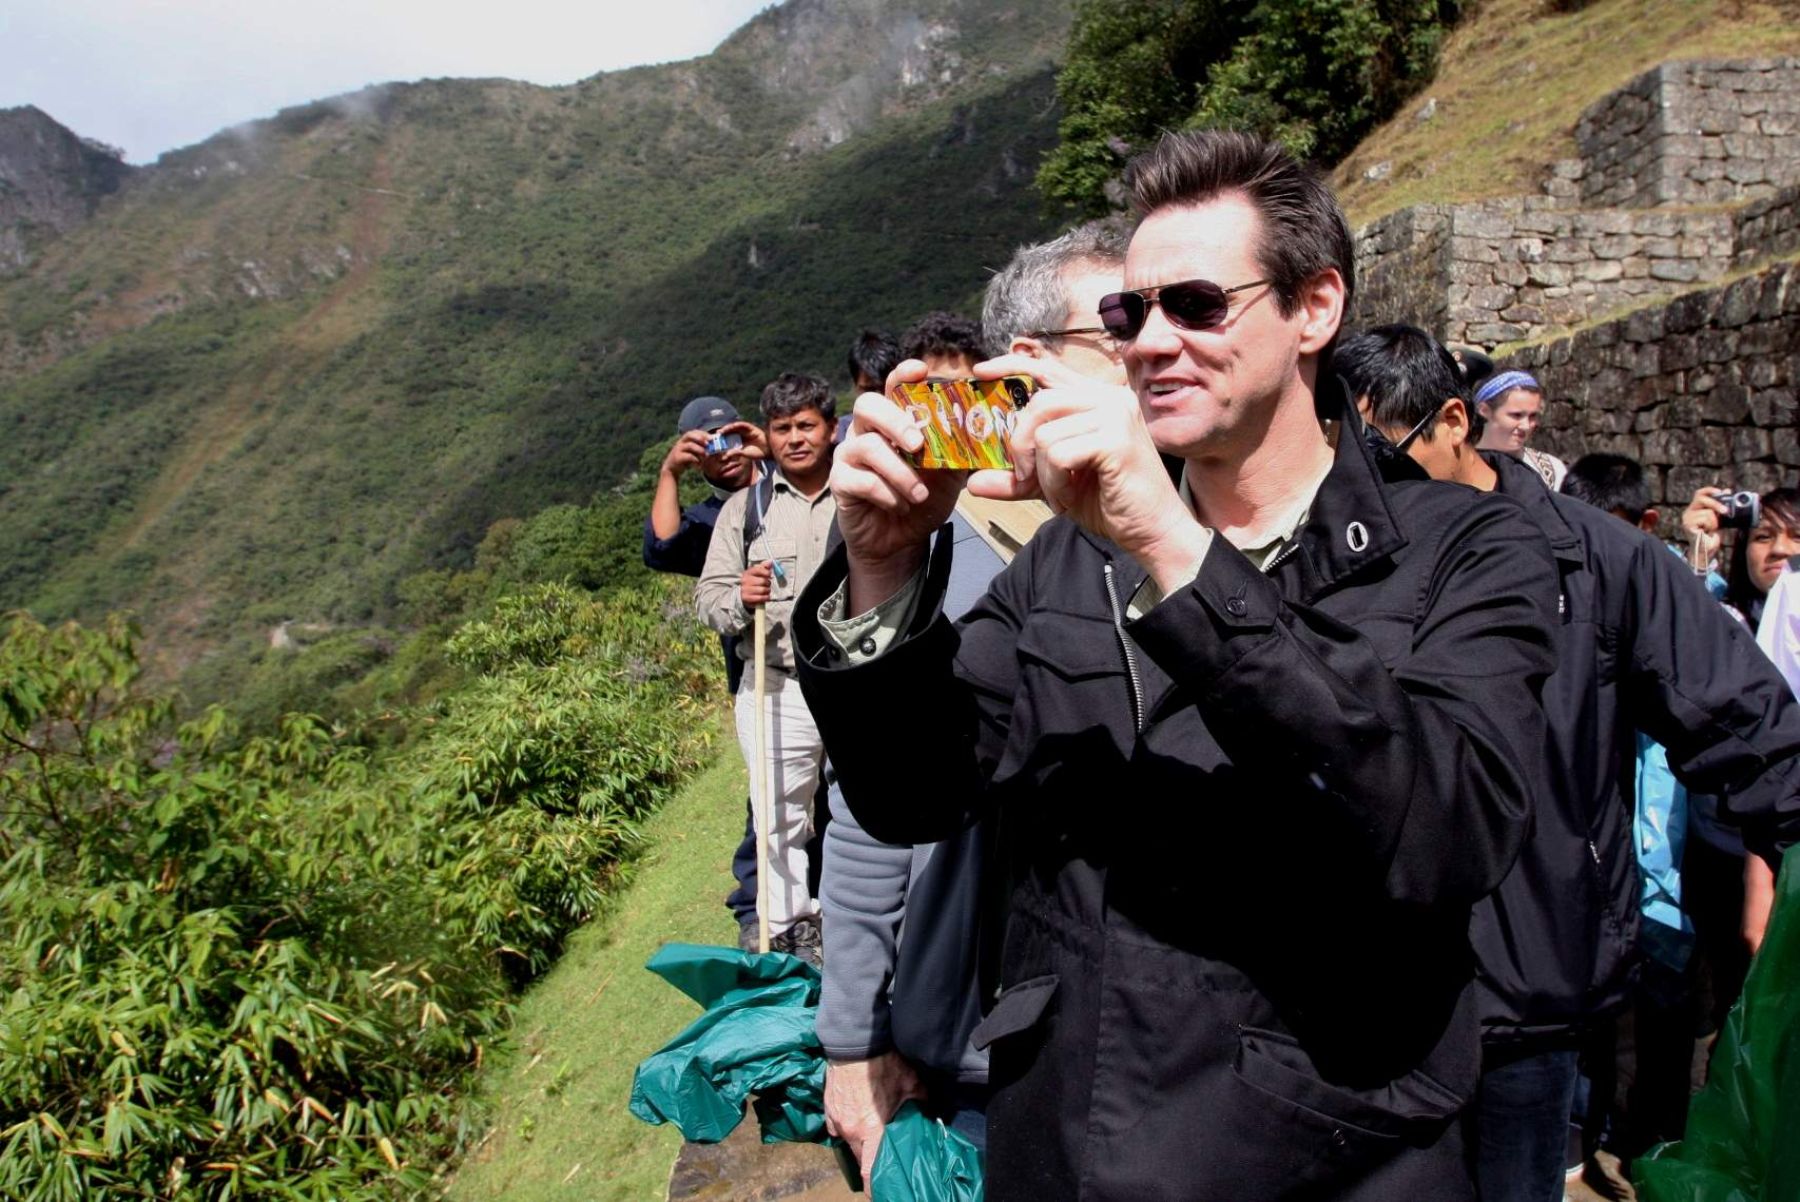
[816,779,915,1061]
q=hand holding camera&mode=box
[1683,485,1763,572]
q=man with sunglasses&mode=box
[789,129,1561,1200]
[1337,324,1800,1202]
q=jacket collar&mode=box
[1080,377,1408,600]
[1278,380,1409,599]
[1482,451,1585,565]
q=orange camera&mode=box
[892,376,1036,470]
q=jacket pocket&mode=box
[971,974,1059,1050]
[1233,1025,1467,1140]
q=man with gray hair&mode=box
[817,221,1128,1176]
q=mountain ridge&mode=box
[0,0,1070,695]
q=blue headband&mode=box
[1474,370,1540,407]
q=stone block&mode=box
[1469,284,1516,309]
[1761,113,1798,136]
[1719,278,1762,327]
[1550,241,1594,263]
[1451,236,1500,263]
[1738,462,1785,494]
[1466,322,1528,344]
[1732,428,1775,459]
[1579,259,1625,282]
[1690,369,1717,392]
[1661,334,1701,371]
[1642,237,1680,257]
[1650,260,1702,282]
[1698,329,1737,364]
[1699,382,1751,425]
[1725,159,1771,184]
[1502,304,1546,325]
[1528,262,1573,287]
[1750,389,1798,431]
[1723,133,1773,160]
[1747,359,1783,389]
[1668,465,1717,503]
[1495,261,1530,286]
[1453,209,1517,239]
[1697,110,1745,135]
[1626,308,1668,342]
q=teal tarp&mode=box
[629,942,985,1200]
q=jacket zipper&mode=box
[1102,561,1146,734]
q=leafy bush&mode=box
[1039,0,1456,215]
[0,579,713,1198]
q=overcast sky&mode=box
[0,0,776,164]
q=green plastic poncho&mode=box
[629,943,985,1200]
[1636,845,1800,1202]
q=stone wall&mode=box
[1734,183,1800,268]
[1498,260,1798,524]
[1576,58,1800,209]
[1354,197,1736,345]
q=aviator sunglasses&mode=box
[1097,277,1270,341]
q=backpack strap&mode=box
[740,468,775,563]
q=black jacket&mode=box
[794,419,1560,1201]
[1472,453,1800,1043]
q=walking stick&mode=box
[753,603,772,955]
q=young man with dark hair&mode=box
[1562,452,1657,531]
[898,311,983,375]
[793,130,1564,1199]
[1339,323,1800,1202]
[847,329,902,395]
[696,372,837,961]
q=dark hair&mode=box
[1334,324,1462,443]
[1726,486,1800,630]
[900,311,985,367]
[1562,453,1651,525]
[759,372,836,423]
[1125,128,1355,318]
[846,329,900,391]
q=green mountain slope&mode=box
[0,0,1069,677]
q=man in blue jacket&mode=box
[1338,324,1800,1202]
[643,394,765,942]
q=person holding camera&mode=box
[695,373,838,962]
[643,395,769,944]
[1338,326,1800,1201]
[1681,485,1800,631]
[791,130,1564,1200]
[816,223,1130,1177]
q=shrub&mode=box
[0,580,714,1198]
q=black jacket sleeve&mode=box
[794,526,1027,846]
[1127,495,1559,908]
[1620,531,1800,862]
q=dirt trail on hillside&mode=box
[106,149,398,558]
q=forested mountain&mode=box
[0,0,1069,685]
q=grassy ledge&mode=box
[447,720,748,1202]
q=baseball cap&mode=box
[677,396,738,434]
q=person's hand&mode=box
[969,353,1209,593]
[832,359,966,613]
[823,1052,926,1177]
[718,420,769,460]
[740,561,774,608]
[1682,486,1728,565]
[661,429,710,478]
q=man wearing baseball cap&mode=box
[644,394,766,946]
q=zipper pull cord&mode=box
[1102,561,1146,734]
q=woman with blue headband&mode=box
[1475,370,1566,490]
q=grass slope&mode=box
[1333,0,1800,225]
[448,719,748,1202]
